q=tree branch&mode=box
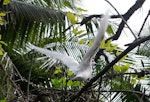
[138,10,150,37]
[63,14,123,34]
[27,52,35,101]
[80,14,123,25]
[107,0,145,41]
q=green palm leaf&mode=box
[2,0,67,47]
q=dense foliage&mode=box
[0,0,150,102]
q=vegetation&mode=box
[0,0,150,102]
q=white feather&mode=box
[29,11,109,80]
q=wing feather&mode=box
[30,44,79,72]
[82,11,109,64]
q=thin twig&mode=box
[1,52,23,80]
[136,10,150,53]
[96,77,102,102]
[30,87,150,99]
[138,10,150,37]
[0,62,25,101]
[105,0,137,40]
[106,0,145,41]
[27,52,35,101]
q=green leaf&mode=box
[116,51,121,56]
[111,45,118,51]
[100,39,105,48]
[121,63,130,73]
[120,55,127,61]
[73,81,84,87]
[76,7,87,12]
[77,30,84,35]
[0,50,3,55]
[79,39,86,44]
[60,77,66,86]
[0,17,2,21]
[136,76,147,80]
[73,27,84,35]
[64,1,72,8]
[52,78,60,88]
[67,12,78,24]
[0,20,5,25]
[105,39,112,48]
[0,41,7,46]
[116,51,127,61]
[67,80,73,86]
[112,80,121,89]
[131,79,137,84]
[3,0,10,5]
[106,46,114,52]
[114,64,121,72]
[88,39,93,47]
[67,71,73,76]
[59,77,67,87]
[54,66,62,74]
[131,74,137,78]
[0,12,6,17]
[107,25,114,35]
[105,39,115,52]
[0,98,6,102]
[73,27,78,34]
[104,39,118,52]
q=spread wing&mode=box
[82,11,109,64]
[30,44,79,72]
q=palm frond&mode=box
[2,0,66,47]
[27,41,89,70]
[16,0,77,10]
[10,0,65,23]
[137,28,150,57]
[138,41,150,57]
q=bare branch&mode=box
[138,10,150,37]
[27,52,35,101]
[106,0,145,41]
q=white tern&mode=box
[30,12,109,81]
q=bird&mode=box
[29,11,109,81]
